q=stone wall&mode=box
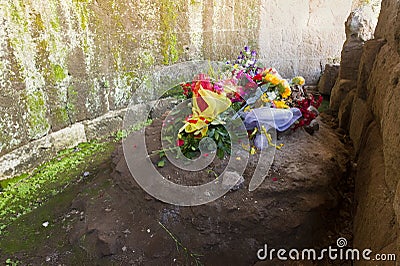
[0,0,362,179]
[258,0,353,83]
[333,0,399,259]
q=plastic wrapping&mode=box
[244,107,302,150]
[243,107,302,132]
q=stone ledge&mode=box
[0,123,87,180]
[0,98,179,181]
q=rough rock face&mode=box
[335,0,400,260]
[317,64,339,95]
[330,5,379,112]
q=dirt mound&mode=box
[61,115,350,265]
[1,114,352,266]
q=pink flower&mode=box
[213,84,223,94]
[176,139,184,147]
[272,177,278,182]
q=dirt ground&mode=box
[0,113,354,266]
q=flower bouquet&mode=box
[172,47,322,159]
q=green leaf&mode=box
[217,148,224,159]
[215,131,220,141]
[218,140,224,148]
[157,160,165,168]
[208,128,215,138]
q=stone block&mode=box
[338,38,364,81]
[349,97,373,153]
[318,64,340,95]
[345,5,378,41]
[338,89,356,131]
[0,123,86,180]
[356,38,386,100]
[330,79,357,112]
[83,109,127,141]
[353,122,397,254]
[51,123,87,151]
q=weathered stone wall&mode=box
[258,0,354,83]
[0,0,363,179]
[333,0,399,259]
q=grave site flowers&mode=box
[175,47,322,159]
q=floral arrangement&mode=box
[174,46,322,159]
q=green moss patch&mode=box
[0,141,114,236]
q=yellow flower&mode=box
[292,76,305,86]
[244,106,252,112]
[280,80,291,98]
[261,93,270,103]
[179,117,209,137]
[179,84,232,138]
[263,73,281,86]
[273,100,289,109]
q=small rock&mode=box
[144,194,153,201]
[318,64,340,95]
[304,119,319,135]
[122,229,131,234]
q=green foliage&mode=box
[52,64,66,82]
[207,126,231,159]
[114,119,153,141]
[318,98,330,113]
[5,258,19,266]
[0,141,113,235]
[157,159,165,168]
[161,85,187,99]
[160,0,180,65]
[178,124,231,160]
[25,90,50,138]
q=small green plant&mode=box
[5,258,19,266]
[157,151,166,168]
[158,221,203,266]
[114,119,153,142]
